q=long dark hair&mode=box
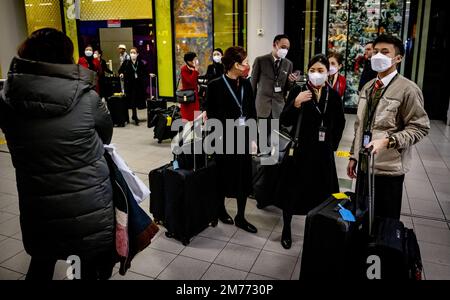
[18,28,74,64]
[222,46,247,72]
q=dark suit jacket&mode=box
[251,53,293,118]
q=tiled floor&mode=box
[1,111,450,280]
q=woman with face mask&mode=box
[328,52,347,99]
[118,47,148,125]
[94,50,113,100]
[179,52,201,122]
[278,54,346,249]
[206,48,225,81]
[205,46,258,233]
[78,45,102,93]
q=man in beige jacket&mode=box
[348,35,430,220]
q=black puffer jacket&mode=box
[0,57,114,259]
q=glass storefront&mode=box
[328,0,407,109]
[173,0,213,78]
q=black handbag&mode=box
[176,76,196,104]
[271,107,303,164]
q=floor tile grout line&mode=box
[417,238,450,248]
[400,212,450,224]
[424,122,450,170]
[415,136,450,230]
[0,265,25,276]
[422,259,450,267]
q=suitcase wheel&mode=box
[210,220,218,227]
[165,232,174,238]
[158,140,163,144]
[182,239,190,246]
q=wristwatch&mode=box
[387,135,397,149]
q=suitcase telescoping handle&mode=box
[367,147,375,236]
[150,73,158,100]
[174,115,208,171]
[355,146,376,235]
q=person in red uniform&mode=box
[327,51,347,99]
[179,52,200,122]
[78,45,101,93]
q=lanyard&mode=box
[222,75,244,117]
[364,74,398,131]
[311,86,329,127]
[131,61,138,73]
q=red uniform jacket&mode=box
[179,65,200,121]
[78,57,101,94]
[331,73,346,99]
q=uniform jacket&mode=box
[351,74,430,176]
[251,53,293,118]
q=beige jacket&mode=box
[351,74,430,176]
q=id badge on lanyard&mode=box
[238,117,246,127]
[363,131,372,147]
[274,82,282,93]
[319,126,326,142]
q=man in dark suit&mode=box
[251,34,298,145]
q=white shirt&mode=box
[379,69,398,87]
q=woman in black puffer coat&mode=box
[0,28,115,280]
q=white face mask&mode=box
[329,65,338,76]
[130,53,138,60]
[308,72,328,87]
[371,52,394,72]
[213,55,222,63]
[277,48,288,59]
[85,50,93,57]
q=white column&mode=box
[0,0,28,79]
[247,0,285,66]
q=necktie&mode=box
[371,79,384,99]
[274,59,281,73]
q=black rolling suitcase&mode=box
[358,150,423,280]
[104,76,122,98]
[107,94,129,127]
[366,218,423,280]
[153,105,180,143]
[148,163,171,225]
[163,127,219,245]
[300,149,423,280]
[147,74,167,128]
[299,148,371,280]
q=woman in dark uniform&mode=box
[206,48,225,81]
[279,54,346,248]
[205,46,257,233]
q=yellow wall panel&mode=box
[63,0,80,63]
[24,0,62,35]
[155,0,174,98]
[214,0,234,51]
[80,0,152,21]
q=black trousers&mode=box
[374,174,405,220]
[26,253,115,280]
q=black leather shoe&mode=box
[234,217,257,233]
[219,211,234,225]
[281,228,292,249]
[132,118,140,126]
